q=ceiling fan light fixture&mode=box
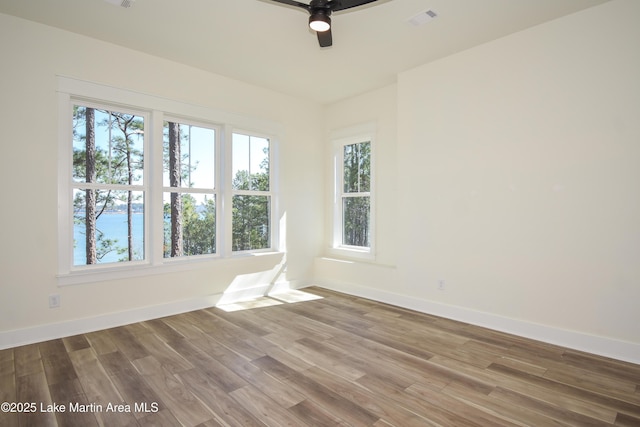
[269,0,380,47]
[309,12,331,32]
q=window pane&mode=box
[343,196,370,247]
[163,193,216,257]
[343,141,370,193]
[232,133,270,191]
[73,189,145,265]
[73,106,144,185]
[163,122,215,189]
[232,195,270,251]
[250,137,270,191]
[232,133,250,190]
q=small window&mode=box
[231,133,271,251]
[72,105,146,266]
[163,120,217,258]
[332,128,374,258]
[341,141,371,248]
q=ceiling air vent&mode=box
[103,0,135,8]
[408,9,438,26]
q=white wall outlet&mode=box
[49,294,60,308]
[437,280,446,291]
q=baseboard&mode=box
[5,279,636,365]
[311,281,640,365]
[0,293,225,350]
[0,280,308,350]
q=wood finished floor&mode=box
[1,287,639,427]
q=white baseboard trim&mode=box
[311,281,640,365]
[0,293,224,350]
[5,279,636,365]
[0,280,308,350]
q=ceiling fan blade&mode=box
[269,0,310,11]
[316,28,333,47]
[330,0,378,12]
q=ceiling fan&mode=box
[268,0,380,47]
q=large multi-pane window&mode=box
[231,133,271,251]
[163,120,217,258]
[72,105,146,266]
[60,80,278,281]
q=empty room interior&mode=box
[0,0,639,425]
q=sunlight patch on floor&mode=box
[269,289,324,304]
[217,289,323,312]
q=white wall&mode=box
[0,13,324,347]
[2,0,639,364]
[317,0,640,363]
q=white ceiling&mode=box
[0,0,609,104]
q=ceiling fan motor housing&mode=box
[309,10,331,32]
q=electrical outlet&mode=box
[437,280,446,291]
[49,294,60,308]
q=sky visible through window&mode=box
[232,133,270,189]
[162,124,215,190]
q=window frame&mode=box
[330,124,375,259]
[228,130,276,254]
[162,116,221,261]
[57,77,281,286]
[63,99,151,272]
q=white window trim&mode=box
[329,123,376,260]
[64,100,151,270]
[56,76,282,286]
[161,115,222,262]
[228,128,278,254]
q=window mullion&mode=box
[222,124,233,256]
[188,125,192,187]
[149,109,164,266]
[71,183,146,192]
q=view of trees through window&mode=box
[342,141,371,248]
[232,133,271,251]
[72,106,145,265]
[72,103,273,267]
[163,121,216,258]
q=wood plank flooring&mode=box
[1,286,639,426]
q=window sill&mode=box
[328,246,375,262]
[57,251,284,286]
